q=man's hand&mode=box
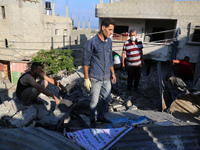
[142,60,145,67]
[53,95,60,105]
[84,78,92,91]
[122,52,126,71]
[122,64,125,71]
[111,74,116,84]
[59,83,66,93]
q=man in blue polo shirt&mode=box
[83,18,116,128]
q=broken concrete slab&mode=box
[37,113,60,127]
[112,102,123,109]
[0,83,17,103]
[38,100,75,127]
[9,106,37,128]
[108,105,114,112]
[79,114,90,127]
[36,106,50,120]
[60,66,84,86]
[46,83,60,98]
[129,105,138,110]
[114,106,126,112]
[65,82,81,95]
[0,100,24,118]
[38,93,56,111]
[125,100,132,109]
[73,97,90,115]
[63,116,71,124]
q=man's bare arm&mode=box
[25,75,60,104]
[83,65,89,79]
[40,73,65,91]
[110,66,116,84]
[122,52,126,70]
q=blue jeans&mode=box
[90,78,111,120]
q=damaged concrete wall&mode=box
[96,0,200,63]
[96,0,174,19]
[0,0,73,61]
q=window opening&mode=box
[55,29,59,35]
[64,29,67,35]
[1,6,6,19]
[5,39,8,48]
[192,26,200,42]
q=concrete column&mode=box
[100,0,103,6]
[110,0,114,3]
[65,5,68,18]
[52,2,55,16]
[78,20,80,29]
[88,20,90,29]
[83,19,85,29]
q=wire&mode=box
[0,47,49,51]
[145,29,177,36]
[0,41,71,43]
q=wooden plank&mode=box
[157,62,166,111]
[192,51,200,88]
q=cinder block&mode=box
[9,105,37,127]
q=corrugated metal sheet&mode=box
[170,92,200,124]
[110,125,200,150]
[0,127,83,150]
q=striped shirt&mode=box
[122,39,143,66]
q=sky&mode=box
[45,0,199,29]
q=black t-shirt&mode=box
[16,72,33,99]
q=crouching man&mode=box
[16,62,66,105]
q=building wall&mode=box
[173,1,200,63]
[71,29,92,46]
[96,0,200,63]
[0,0,72,61]
[96,0,174,19]
[0,0,43,60]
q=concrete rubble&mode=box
[0,66,199,131]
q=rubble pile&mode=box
[0,66,199,131]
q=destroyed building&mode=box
[0,0,92,83]
[96,0,200,80]
[95,0,200,111]
[0,0,73,60]
[0,0,200,149]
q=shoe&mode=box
[90,119,96,128]
[97,117,112,123]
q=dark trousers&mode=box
[127,66,142,90]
